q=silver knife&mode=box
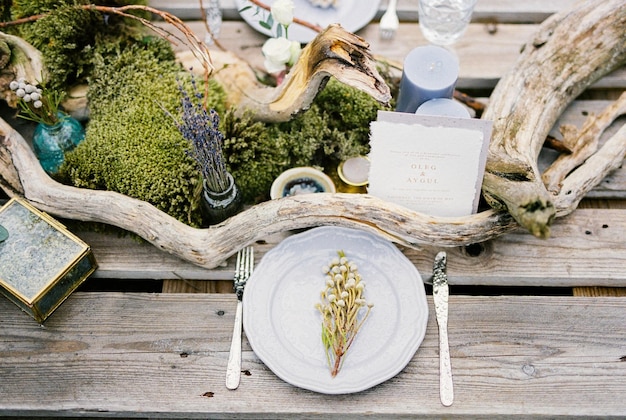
[433,251,454,406]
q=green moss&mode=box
[223,78,389,202]
[58,43,226,227]
[6,1,156,90]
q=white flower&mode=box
[328,294,336,303]
[287,40,301,66]
[340,291,349,298]
[336,299,346,307]
[271,0,295,27]
[15,88,25,98]
[9,81,18,91]
[33,100,43,109]
[345,278,356,289]
[262,36,292,73]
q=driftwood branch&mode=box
[0,32,46,107]
[0,115,517,268]
[1,1,626,268]
[542,92,626,193]
[180,24,391,122]
[481,0,626,238]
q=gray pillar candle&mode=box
[0,224,7,242]
[396,45,459,113]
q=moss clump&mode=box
[6,1,154,90]
[223,77,389,202]
[58,42,226,227]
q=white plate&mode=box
[235,0,381,43]
[243,226,428,394]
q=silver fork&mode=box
[379,0,399,39]
[225,246,254,390]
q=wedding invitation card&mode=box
[368,111,492,217]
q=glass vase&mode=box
[32,112,85,175]
[201,172,243,225]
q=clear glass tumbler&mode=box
[418,0,477,46]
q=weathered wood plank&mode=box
[77,208,626,288]
[149,0,579,23]
[161,20,626,91]
[0,293,624,418]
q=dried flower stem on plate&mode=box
[316,250,373,377]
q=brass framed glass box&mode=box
[0,197,97,323]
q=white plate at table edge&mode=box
[235,0,381,44]
[242,226,429,394]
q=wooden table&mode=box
[1,1,625,418]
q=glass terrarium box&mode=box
[0,198,97,323]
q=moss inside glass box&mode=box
[0,198,97,323]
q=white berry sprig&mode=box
[316,250,373,377]
[9,78,64,126]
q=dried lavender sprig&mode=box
[169,76,229,192]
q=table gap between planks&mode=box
[1,1,625,418]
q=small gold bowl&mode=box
[337,156,370,187]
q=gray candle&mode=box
[396,46,459,113]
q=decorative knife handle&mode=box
[438,318,454,406]
[225,300,243,390]
[433,251,454,406]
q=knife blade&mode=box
[433,251,454,406]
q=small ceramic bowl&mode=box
[270,167,336,199]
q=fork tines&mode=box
[234,246,253,300]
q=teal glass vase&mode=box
[32,112,85,174]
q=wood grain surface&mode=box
[1,292,625,418]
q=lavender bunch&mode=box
[171,78,230,192]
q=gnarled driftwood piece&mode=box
[1,1,626,268]
[481,0,626,238]
[0,32,46,107]
[2,111,626,268]
[542,92,626,193]
[181,24,391,122]
[0,115,518,268]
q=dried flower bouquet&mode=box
[316,251,373,377]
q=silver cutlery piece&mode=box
[379,0,399,39]
[225,246,254,390]
[433,251,454,406]
[204,0,222,45]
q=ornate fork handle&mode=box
[226,246,254,390]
